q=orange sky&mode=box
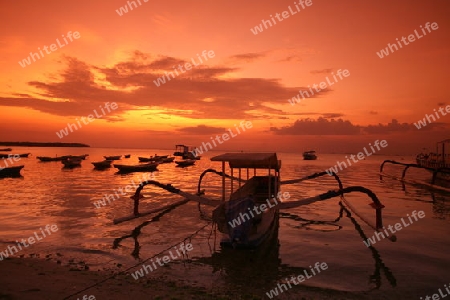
[1,0,449,154]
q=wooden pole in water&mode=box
[222,161,225,201]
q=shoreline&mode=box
[0,142,89,148]
[0,256,410,300]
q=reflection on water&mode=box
[0,148,449,298]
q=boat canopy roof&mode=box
[211,153,280,170]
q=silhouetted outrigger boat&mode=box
[380,140,450,192]
[114,153,387,249]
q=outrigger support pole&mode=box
[279,185,385,229]
[378,160,447,183]
[113,180,220,224]
[281,171,343,190]
[197,168,246,195]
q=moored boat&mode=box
[114,162,158,173]
[175,159,196,167]
[138,157,154,162]
[416,139,450,170]
[61,157,82,168]
[0,165,24,177]
[104,155,121,160]
[0,153,30,159]
[158,156,175,163]
[139,155,169,162]
[37,155,70,162]
[174,145,201,160]
[303,150,317,160]
[92,160,113,169]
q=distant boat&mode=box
[0,165,24,177]
[174,145,201,160]
[175,159,196,167]
[138,156,153,162]
[138,155,169,162]
[158,156,175,163]
[0,148,12,151]
[114,162,158,173]
[416,139,450,170]
[416,139,450,181]
[104,155,121,160]
[124,154,131,158]
[37,154,86,162]
[303,151,317,160]
[92,160,113,169]
[61,157,82,168]
[0,153,30,159]
[37,155,69,162]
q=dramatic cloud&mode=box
[271,117,361,135]
[227,53,266,64]
[364,119,447,134]
[270,118,450,136]
[177,125,225,135]
[0,53,328,120]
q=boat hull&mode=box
[114,163,158,173]
[37,156,69,162]
[175,159,196,167]
[0,165,24,177]
[62,158,82,168]
[0,153,30,159]
[92,160,112,169]
[104,156,121,160]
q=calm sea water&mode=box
[1,147,449,298]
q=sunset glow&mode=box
[1,1,449,153]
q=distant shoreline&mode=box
[0,142,90,147]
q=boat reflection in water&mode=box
[112,200,396,292]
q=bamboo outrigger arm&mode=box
[113,180,221,224]
[278,186,385,229]
[280,171,343,190]
[379,160,440,181]
[197,168,246,195]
